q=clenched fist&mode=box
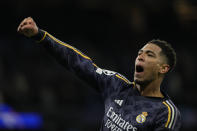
[17,17,39,37]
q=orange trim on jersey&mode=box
[37,31,47,43]
[163,101,171,128]
[92,63,98,68]
[46,32,91,60]
[115,74,130,84]
[132,82,136,88]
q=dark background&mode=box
[0,0,197,131]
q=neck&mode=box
[136,78,164,98]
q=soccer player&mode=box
[17,17,181,131]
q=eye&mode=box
[147,52,155,57]
[147,54,154,57]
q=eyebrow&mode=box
[138,49,156,56]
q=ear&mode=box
[159,64,170,74]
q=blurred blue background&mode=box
[0,0,197,130]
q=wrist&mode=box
[31,29,47,43]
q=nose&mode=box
[137,53,145,62]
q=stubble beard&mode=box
[134,76,154,90]
[135,79,150,87]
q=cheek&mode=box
[145,65,159,80]
[146,62,159,74]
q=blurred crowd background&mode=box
[0,0,197,131]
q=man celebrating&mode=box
[17,17,181,131]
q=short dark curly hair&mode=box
[148,39,177,72]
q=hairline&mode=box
[147,43,169,65]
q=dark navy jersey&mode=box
[32,29,181,131]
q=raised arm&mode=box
[17,17,132,96]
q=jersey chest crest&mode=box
[136,112,148,124]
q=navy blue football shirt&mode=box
[32,30,181,131]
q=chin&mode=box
[134,78,151,87]
[134,79,144,85]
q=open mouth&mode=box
[136,65,144,73]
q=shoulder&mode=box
[158,99,181,130]
[115,73,132,85]
[95,67,132,85]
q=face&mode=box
[134,43,168,86]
